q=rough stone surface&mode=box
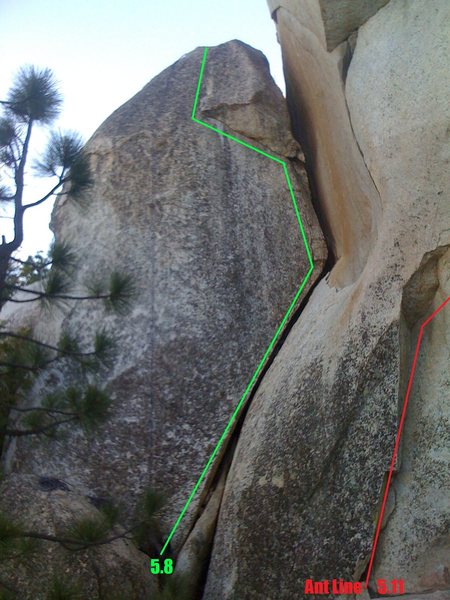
[268,0,382,287]
[203,2,450,598]
[346,1,450,591]
[199,43,301,160]
[267,0,390,51]
[319,0,390,50]
[203,278,402,599]
[339,593,450,600]
[381,594,450,600]
[0,474,155,599]
[372,253,450,594]
[5,40,325,551]
[176,469,226,598]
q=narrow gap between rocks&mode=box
[181,146,337,599]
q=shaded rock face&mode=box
[268,0,390,50]
[317,0,390,50]
[0,475,155,599]
[203,1,450,598]
[8,40,325,551]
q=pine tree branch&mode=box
[0,331,60,349]
[9,256,56,272]
[9,405,76,417]
[1,295,40,304]
[0,354,62,370]
[0,331,99,358]
[2,415,77,437]
[0,98,31,108]
[0,360,40,371]
[9,256,51,268]
[19,525,137,551]
[8,138,21,176]
[3,284,109,302]
[22,175,67,210]
[9,256,30,265]
[8,120,32,252]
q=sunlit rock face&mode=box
[8,40,325,550]
[203,2,450,598]
[347,2,450,592]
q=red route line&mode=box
[365,294,450,587]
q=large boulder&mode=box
[202,2,450,598]
[6,40,325,552]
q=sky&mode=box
[0,0,284,258]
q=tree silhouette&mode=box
[0,66,92,299]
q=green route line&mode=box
[160,46,315,556]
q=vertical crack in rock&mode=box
[3,39,327,596]
[268,1,382,288]
[173,44,329,594]
[371,246,450,594]
[176,256,331,598]
[343,84,382,204]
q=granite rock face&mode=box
[3,2,449,598]
[347,1,450,592]
[202,2,450,598]
[268,0,382,288]
[7,40,325,553]
[379,594,450,600]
